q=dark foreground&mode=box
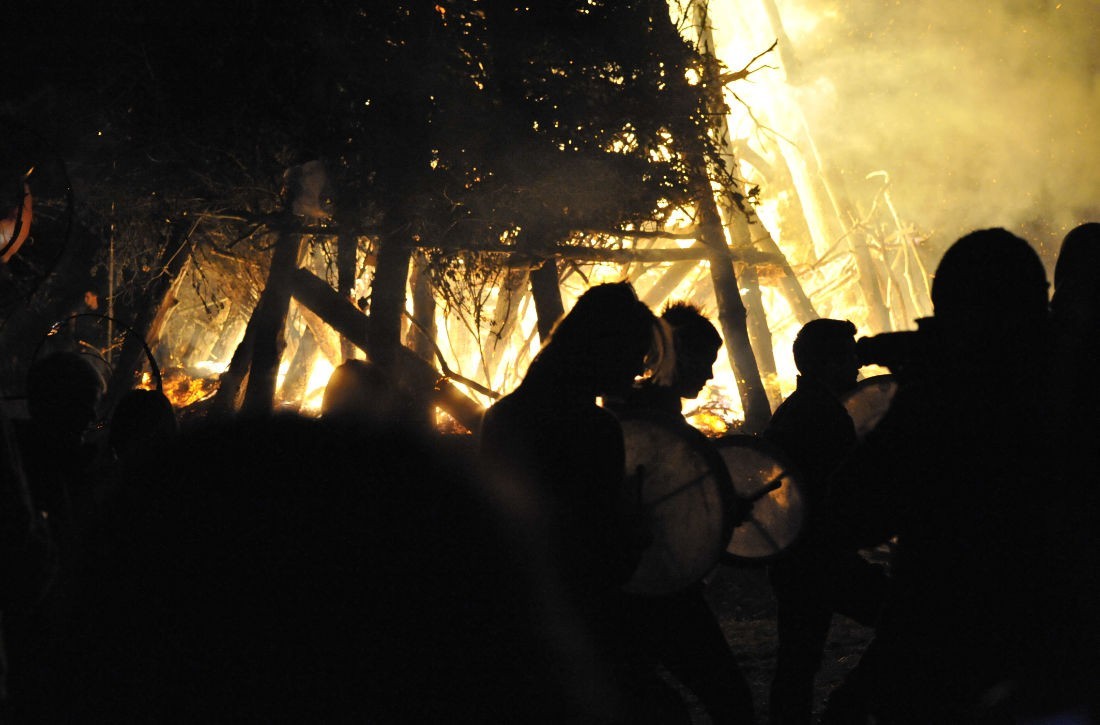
[690,564,873,724]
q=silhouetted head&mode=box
[1051,223,1100,331]
[321,360,397,423]
[533,282,656,398]
[26,351,105,442]
[108,388,177,461]
[660,302,722,399]
[931,228,1049,333]
[1053,222,1100,293]
[793,318,859,394]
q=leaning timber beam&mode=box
[485,244,776,266]
[287,267,484,432]
[696,190,772,432]
[239,225,307,416]
[105,220,194,409]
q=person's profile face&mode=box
[674,343,720,399]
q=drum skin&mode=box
[714,436,806,563]
[841,374,898,441]
[619,416,734,596]
[0,183,32,264]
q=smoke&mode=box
[714,0,1100,268]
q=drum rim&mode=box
[618,412,740,591]
[712,433,808,566]
[619,412,738,540]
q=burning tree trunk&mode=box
[530,258,565,343]
[239,224,306,416]
[210,316,255,418]
[287,267,484,431]
[368,231,414,369]
[407,249,437,362]
[751,225,818,326]
[278,324,317,411]
[336,225,358,362]
[104,221,193,409]
[724,209,780,402]
[696,186,772,432]
[484,267,529,386]
[683,0,772,431]
[519,227,566,343]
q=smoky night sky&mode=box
[716,0,1100,266]
[11,2,1097,252]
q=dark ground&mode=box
[680,563,876,724]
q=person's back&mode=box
[823,228,1053,723]
[1034,221,1100,719]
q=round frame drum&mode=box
[620,416,735,596]
[841,374,898,441]
[714,436,806,563]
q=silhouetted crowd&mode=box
[1,225,1098,724]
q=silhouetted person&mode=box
[1,409,56,718]
[480,282,687,724]
[615,302,756,724]
[9,351,104,721]
[45,415,597,723]
[762,318,888,725]
[1033,221,1100,719]
[1049,222,1100,426]
[821,228,1052,724]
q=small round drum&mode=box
[620,416,735,596]
[841,374,898,441]
[714,436,806,563]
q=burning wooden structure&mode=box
[1,0,933,433]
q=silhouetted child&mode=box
[762,318,888,725]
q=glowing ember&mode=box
[139,369,219,409]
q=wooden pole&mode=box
[368,231,414,369]
[239,223,306,417]
[407,249,437,362]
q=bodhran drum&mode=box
[619,416,736,596]
[714,436,806,563]
[841,374,899,441]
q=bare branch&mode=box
[718,39,779,84]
